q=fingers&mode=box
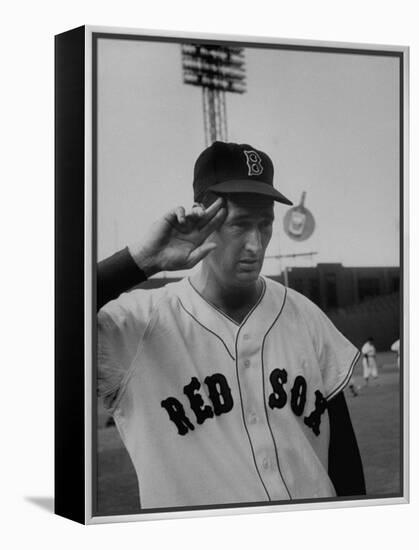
[197,197,225,227]
[191,202,205,216]
[163,206,185,227]
[197,204,227,241]
[175,206,186,224]
[182,202,206,225]
[187,242,218,267]
[164,199,226,239]
[182,198,225,228]
[168,198,225,228]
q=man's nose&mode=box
[244,229,262,253]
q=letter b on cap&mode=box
[244,150,264,176]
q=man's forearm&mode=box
[97,199,226,311]
[97,247,147,311]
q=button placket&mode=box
[236,327,291,501]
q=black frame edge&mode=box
[55,25,86,525]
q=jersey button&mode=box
[248,412,257,424]
[262,457,270,470]
[244,359,251,368]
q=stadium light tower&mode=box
[182,44,246,145]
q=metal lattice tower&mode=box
[182,44,246,146]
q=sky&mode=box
[96,37,400,275]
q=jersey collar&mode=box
[175,277,287,361]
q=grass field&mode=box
[95,351,401,515]
[345,352,401,496]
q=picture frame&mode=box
[55,25,409,524]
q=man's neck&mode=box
[190,269,263,324]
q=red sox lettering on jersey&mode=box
[98,277,359,509]
[160,369,327,437]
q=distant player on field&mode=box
[97,141,365,509]
[391,339,400,368]
[361,337,378,386]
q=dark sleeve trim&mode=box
[97,247,147,310]
[327,391,366,496]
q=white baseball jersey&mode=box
[98,276,359,509]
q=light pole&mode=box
[182,44,246,145]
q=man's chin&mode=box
[235,270,261,285]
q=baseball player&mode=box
[347,376,359,397]
[98,141,365,509]
[361,337,378,385]
[390,339,400,368]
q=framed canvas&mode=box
[55,25,409,524]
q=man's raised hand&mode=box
[128,198,227,276]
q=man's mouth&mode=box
[239,257,260,262]
[238,259,260,266]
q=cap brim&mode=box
[208,180,293,206]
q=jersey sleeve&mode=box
[295,291,360,400]
[97,288,159,401]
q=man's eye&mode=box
[232,221,247,229]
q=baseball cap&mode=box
[193,141,293,205]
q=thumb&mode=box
[186,242,217,267]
